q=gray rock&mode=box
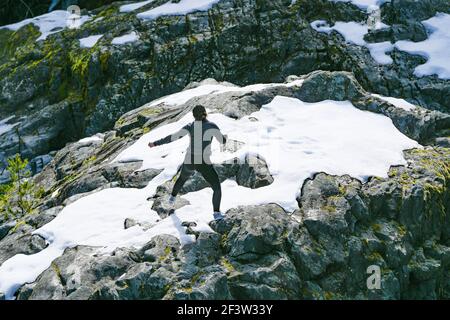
[0,228,47,265]
[0,221,16,241]
[151,194,190,219]
[288,226,334,279]
[295,70,366,102]
[435,137,450,147]
[297,173,354,237]
[115,263,174,300]
[24,206,62,229]
[124,218,138,230]
[124,218,154,231]
[139,235,181,264]
[236,155,274,189]
[169,267,231,300]
[228,253,301,299]
[213,204,291,260]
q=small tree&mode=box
[0,154,43,220]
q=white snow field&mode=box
[0,10,90,41]
[79,34,103,48]
[0,80,420,299]
[112,32,140,45]
[137,0,221,20]
[395,13,450,80]
[311,20,393,64]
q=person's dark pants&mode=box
[171,163,222,212]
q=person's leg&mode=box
[196,164,222,212]
[172,164,194,197]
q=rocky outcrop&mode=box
[11,70,443,217]
[0,224,47,265]
[12,147,450,300]
[1,0,449,168]
[0,70,449,301]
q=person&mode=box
[148,105,228,220]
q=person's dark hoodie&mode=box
[153,119,227,164]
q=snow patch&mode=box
[0,10,90,41]
[395,13,450,80]
[311,20,393,64]
[148,80,304,108]
[0,88,420,298]
[112,32,140,45]
[372,94,417,111]
[137,0,221,20]
[79,34,103,48]
[77,134,104,146]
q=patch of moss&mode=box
[219,232,229,249]
[11,220,26,233]
[82,155,97,167]
[99,50,110,72]
[322,204,336,213]
[139,108,162,118]
[338,184,347,196]
[182,286,193,293]
[371,223,382,233]
[220,257,235,274]
[142,127,151,134]
[210,11,225,34]
[323,291,334,300]
[367,251,383,262]
[158,246,172,262]
[388,167,398,178]
[396,224,407,237]
[69,50,91,78]
[97,6,119,18]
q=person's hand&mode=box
[148,142,156,148]
[220,135,228,152]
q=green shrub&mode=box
[0,154,44,220]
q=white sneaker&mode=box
[213,211,225,220]
[168,195,176,205]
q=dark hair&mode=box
[193,105,207,121]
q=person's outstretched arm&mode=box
[148,124,190,148]
[211,123,228,145]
